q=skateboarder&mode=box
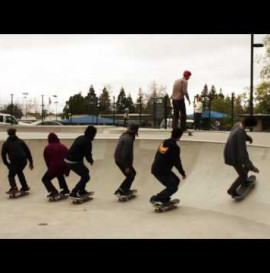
[150,128,186,205]
[114,122,139,197]
[42,133,70,198]
[171,70,192,130]
[1,128,34,194]
[224,116,259,197]
[65,125,97,198]
[194,95,203,130]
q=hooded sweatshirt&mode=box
[65,126,96,163]
[224,123,254,170]
[1,135,33,166]
[43,133,69,178]
[114,132,135,168]
[151,138,185,176]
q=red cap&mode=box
[183,70,192,77]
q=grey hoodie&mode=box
[114,132,134,168]
[224,123,254,170]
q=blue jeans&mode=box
[153,171,180,202]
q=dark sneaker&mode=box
[231,192,241,198]
[6,187,18,194]
[47,191,59,198]
[78,189,91,196]
[114,189,125,196]
[60,189,70,195]
[20,186,31,192]
[150,195,158,204]
[69,191,80,199]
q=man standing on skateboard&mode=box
[42,133,70,198]
[224,116,259,197]
[65,125,97,198]
[150,128,186,205]
[114,122,139,197]
[171,70,192,130]
[1,128,33,194]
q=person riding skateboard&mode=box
[171,70,192,130]
[65,125,97,198]
[150,128,186,205]
[114,122,139,197]
[42,132,70,198]
[1,128,33,194]
[224,116,259,197]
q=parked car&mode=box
[0,113,31,126]
[32,120,63,126]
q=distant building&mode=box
[239,114,270,132]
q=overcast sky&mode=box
[0,34,267,114]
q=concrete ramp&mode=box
[0,137,270,238]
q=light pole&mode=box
[250,34,264,116]
[22,92,28,118]
[53,95,58,120]
[10,94,14,117]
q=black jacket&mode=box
[66,135,93,163]
[1,135,33,166]
[151,138,185,176]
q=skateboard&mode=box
[118,189,137,202]
[233,175,256,201]
[184,130,193,136]
[153,199,180,212]
[71,192,94,204]
[8,190,29,199]
[48,193,69,202]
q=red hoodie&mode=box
[43,133,70,178]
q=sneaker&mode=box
[6,187,18,194]
[47,191,59,198]
[20,186,31,192]
[69,191,80,199]
[150,195,158,204]
[114,189,125,196]
[60,189,70,195]
[78,189,91,196]
[231,192,241,198]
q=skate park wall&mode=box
[1,137,270,229]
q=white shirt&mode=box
[194,101,203,113]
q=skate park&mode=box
[0,126,270,239]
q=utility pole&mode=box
[10,94,14,116]
[231,92,235,129]
[41,95,44,122]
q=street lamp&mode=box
[53,95,58,120]
[22,92,28,118]
[250,34,264,116]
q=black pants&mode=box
[42,172,69,193]
[115,161,136,193]
[194,113,202,130]
[172,99,187,130]
[153,171,180,203]
[67,162,90,193]
[8,158,28,189]
[228,165,249,193]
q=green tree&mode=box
[209,85,218,100]
[116,87,127,114]
[99,87,111,114]
[63,92,87,116]
[85,85,98,115]
[126,94,135,113]
[201,84,209,97]
[255,35,270,113]
[2,104,23,119]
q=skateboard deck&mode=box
[8,191,29,199]
[118,189,137,202]
[48,193,69,202]
[71,192,94,204]
[233,175,256,200]
[153,199,180,212]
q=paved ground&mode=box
[0,127,269,238]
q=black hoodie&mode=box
[151,138,185,176]
[1,135,33,166]
[65,126,96,163]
